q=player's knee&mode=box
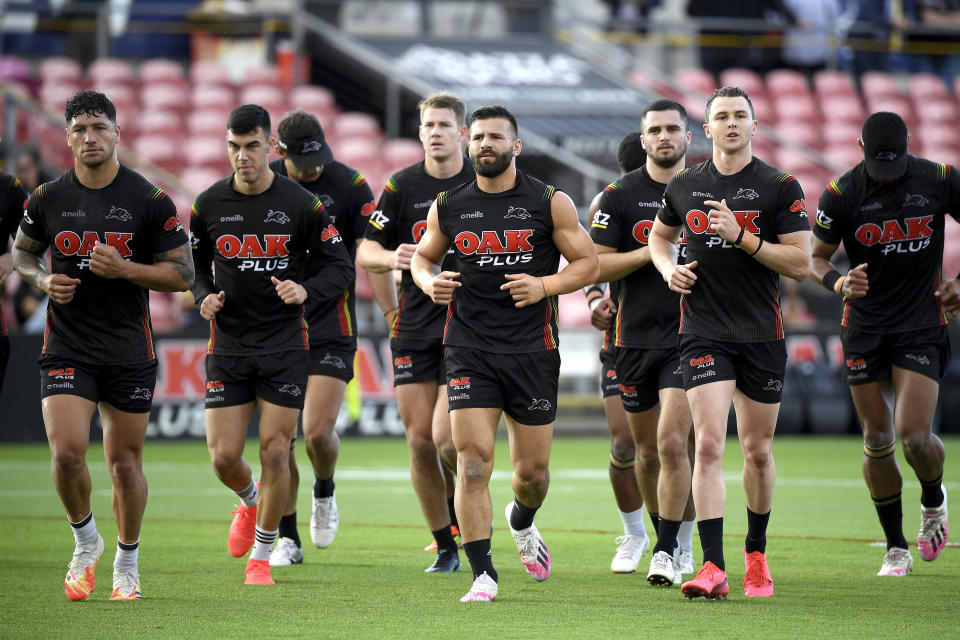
[457,449,492,485]
[407,432,439,466]
[304,428,337,455]
[50,445,86,475]
[209,449,240,478]
[107,457,143,487]
[695,435,725,466]
[658,432,688,468]
[742,440,773,470]
[437,442,458,470]
[610,434,636,465]
[513,458,549,490]
[901,431,933,458]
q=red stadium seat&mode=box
[820,94,866,125]
[238,85,288,119]
[187,109,229,136]
[789,171,830,203]
[289,85,339,124]
[140,82,191,115]
[860,71,902,100]
[334,111,383,142]
[140,58,186,85]
[244,65,283,88]
[823,145,864,173]
[134,111,182,139]
[382,138,424,173]
[334,137,383,178]
[865,95,913,123]
[674,68,716,97]
[751,132,778,163]
[775,147,826,176]
[190,59,232,87]
[771,123,822,150]
[88,58,136,88]
[773,95,819,123]
[719,68,766,98]
[178,166,225,196]
[908,73,949,100]
[192,84,236,111]
[919,147,960,167]
[812,69,857,97]
[913,98,958,125]
[184,136,230,174]
[41,82,84,112]
[132,135,181,174]
[915,123,960,150]
[39,57,83,85]
[749,95,774,124]
[765,69,811,98]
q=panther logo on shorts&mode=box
[528,398,552,411]
[905,353,931,365]
[278,384,303,396]
[130,387,152,400]
[320,354,347,369]
[762,379,782,392]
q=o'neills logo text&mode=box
[216,234,290,272]
[454,229,534,267]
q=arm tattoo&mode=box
[12,229,49,291]
[154,242,195,288]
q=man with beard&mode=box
[411,105,599,602]
[588,101,697,583]
[649,86,811,599]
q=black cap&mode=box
[861,112,909,181]
[277,129,333,171]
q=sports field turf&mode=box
[0,435,956,639]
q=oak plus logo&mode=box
[55,230,134,269]
[685,209,759,248]
[215,233,290,272]
[853,215,933,255]
[264,209,290,224]
[393,355,412,369]
[454,229,534,267]
[46,367,76,390]
[106,205,132,222]
[689,354,715,369]
[449,376,471,401]
[632,220,654,245]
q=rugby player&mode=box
[0,170,28,393]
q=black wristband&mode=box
[821,270,842,292]
[733,227,746,247]
[750,238,764,256]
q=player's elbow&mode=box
[786,254,812,283]
[584,253,600,285]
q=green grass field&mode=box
[0,435,957,639]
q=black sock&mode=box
[919,473,945,509]
[653,518,681,556]
[745,508,770,554]
[278,512,301,547]
[698,518,725,571]
[432,526,457,553]
[314,475,335,499]
[463,539,498,582]
[70,512,93,529]
[509,498,539,530]
[648,512,660,538]
[874,493,909,550]
[117,538,139,551]
[447,497,459,529]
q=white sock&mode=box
[250,526,277,562]
[69,512,99,548]
[679,519,696,553]
[236,481,258,508]
[114,538,139,573]
[619,507,647,538]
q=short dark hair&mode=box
[227,104,271,138]
[419,91,467,126]
[704,86,754,122]
[277,108,322,142]
[617,131,646,174]
[641,99,688,130]
[470,105,518,138]
[64,90,116,124]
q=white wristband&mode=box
[588,297,602,312]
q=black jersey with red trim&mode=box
[270,158,375,345]
[364,160,475,350]
[1,173,28,338]
[19,166,187,363]
[190,173,353,356]
[814,157,960,332]
[658,157,809,342]
[437,170,561,354]
[590,167,679,348]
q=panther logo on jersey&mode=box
[903,194,929,208]
[265,209,290,224]
[278,384,303,396]
[733,188,759,200]
[528,398,552,411]
[504,206,531,220]
[106,206,132,222]
[318,194,334,209]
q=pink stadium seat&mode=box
[775,147,825,176]
[192,84,236,111]
[179,166,225,196]
[238,85,288,119]
[39,57,83,84]
[190,59,232,87]
[915,123,960,150]
[790,171,830,203]
[908,73,949,100]
[720,68,767,98]
[865,95,913,123]
[132,135,181,174]
[749,95,774,124]
[187,109,229,136]
[334,111,383,142]
[674,68,716,97]
[88,58,136,87]
[820,94,866,125]
[94,83,137,108]
[244,65,283,88]
[771,123,822,150]
[140,58,186,85]
[913,98,958,125]
[765,69,810,98]
[41,82,83,112]
[334,137,383,177]
[812,69,857,97]
[140,82,191,115]
[134,111,182,138]
[289,85,339,123]
[860,71,902,100]
[920,147,960,167]
[773,95,819,123]
[184,136,230,173]
[823,145,864,172]
[382,138,424,173]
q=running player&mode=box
[190,104,353,585]
[811,111,958,577]
[0,170,28,393]
[411,105,599,602]
[12,90,193,601]
[358,91,475,573]
[589,102,699,582]
[649,86,812,599]
[266,108,393,565]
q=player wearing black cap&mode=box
[649,86,812,600]
[190,104,353,586]
[411,105,599,602]
[359,91,474,573]
[265,108,394,565]
[12,90,193,601]
[811,111,960,577]
[0,171,28,393]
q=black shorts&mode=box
[840,325,950,385]
[678,334,787,404]
[205,351,309,409]
[615,346,684,413]
[307,339,355,382]
[599,348,620,399]
[445,346,560,426]
[38,355,158,413]
[392,341,445,386]
[0,335,8,395]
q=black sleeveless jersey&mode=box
[20,166,187,363]
[658,157,810,342]
[437,170,561,353]
[591,167,679,349]
[1,173,28,338]
[270,159,375,344]
[190,173,353,355]
[814,157,960,332]
[364,160,475,349]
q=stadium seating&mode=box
[719,68,766,98]
[765,69,810,98]
[38,56,83,85]
[88,57,136,88]
[140,58,186,85]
